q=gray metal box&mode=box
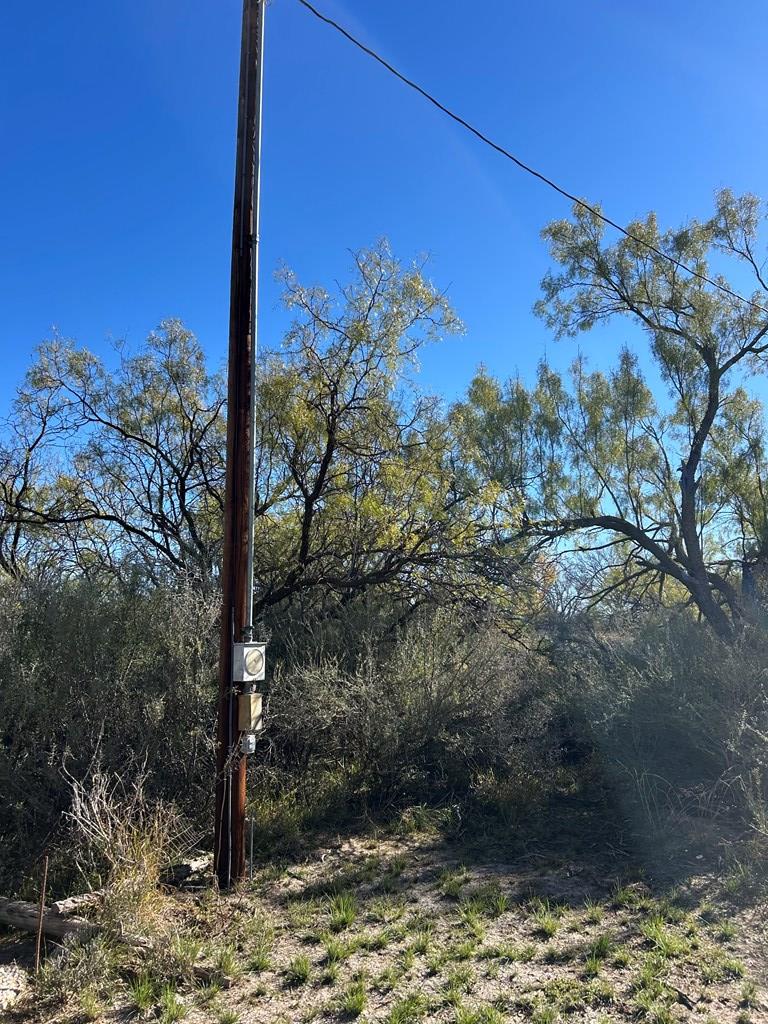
[232,642,266,682]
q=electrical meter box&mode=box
[233,642,266,683]
[238,691,263,733]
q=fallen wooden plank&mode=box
[0,898,96,941]
[50,890,104,918]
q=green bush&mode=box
[251,609,555,824]
[0,576,218,893]
[550,612,768,848]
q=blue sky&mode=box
[1,0,767,412]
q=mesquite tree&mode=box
[1,243,514,620]
[457,190,768,636]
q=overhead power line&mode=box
[296,0,768,317]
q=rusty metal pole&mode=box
[34,854,49,974]
[214,0,266,890]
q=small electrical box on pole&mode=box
[233,642,266,682]
[214,0,267,890]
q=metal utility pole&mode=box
[214,0,267,890]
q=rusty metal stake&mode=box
[34,854,49,974]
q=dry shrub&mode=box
[66,766,193,933]
[36,933,118,1006]
[245,609,556,850]
[551,612,768,852]
[0,576,218,894]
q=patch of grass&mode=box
[167,933,204,981]
[740,979,758,1007]
[480,941,536,963]
[716,920,737,942]
[587,979,615,1005]
[217,1011,240,1024]
[329,891,358,932]
[453,938,478,961]
[454,1004,505,1024]
[741,974,761,1007]
[359,927,391,951]
[700,959,721,985]
[320,962,339,986]
[589,933,614,960]
[612,882,647,909]
[287,896,323,929]
[78,987,103,1021]
[584,954,602,977]
[158,984,187,1024]
[410,929,432,955]
[445,965,475,994]
[464,881,508,919]
[324,934,357,964]
[387,992,427,1023]
[543,945,574,965]
[653,898,686,924]
[630,953,678,1023]
[248,941,272,973]
[641,917,689,959]
[194,981,221,1007]
[374,965,402,993]
[530,1003,558,1024]
[284,954,312,987]
[369,896,405,923]
[697,902,719,924]
[723,861,755,895]
[529,898,561,939]
[253,862,287,885]
[214,943,243,983]
[243,915,274,972]
[129,972,157,1013]
[440,866,471,899]
[36,933,119,1005]
[458,904,487,941]
[542,977,588,1013]
[404,910,436,934]
[631,954,668,998]
[634,1000,674,1024]
[338,978,368,1017]
[720,956,747,979]
[394,804,458,837]
[583,899,604,924]
[388,854,408,875]
[611,945,632,968]
[443,967,475,1008]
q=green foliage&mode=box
[328,891,358,931]
[5,216,768,945]
[338,978,368,1017]
[529,898,562,939]
[284,954,312,987]
[454,1004,504,1024]
[387,992,427,1023]
[129,973,157,1013]
[158,983,187,1024]
[36,934,118,1006]
[1,242,514,623]
[458,190,768,634]
[0,577,215,893]
[77,987,104,1021]
[251,607,554,833]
